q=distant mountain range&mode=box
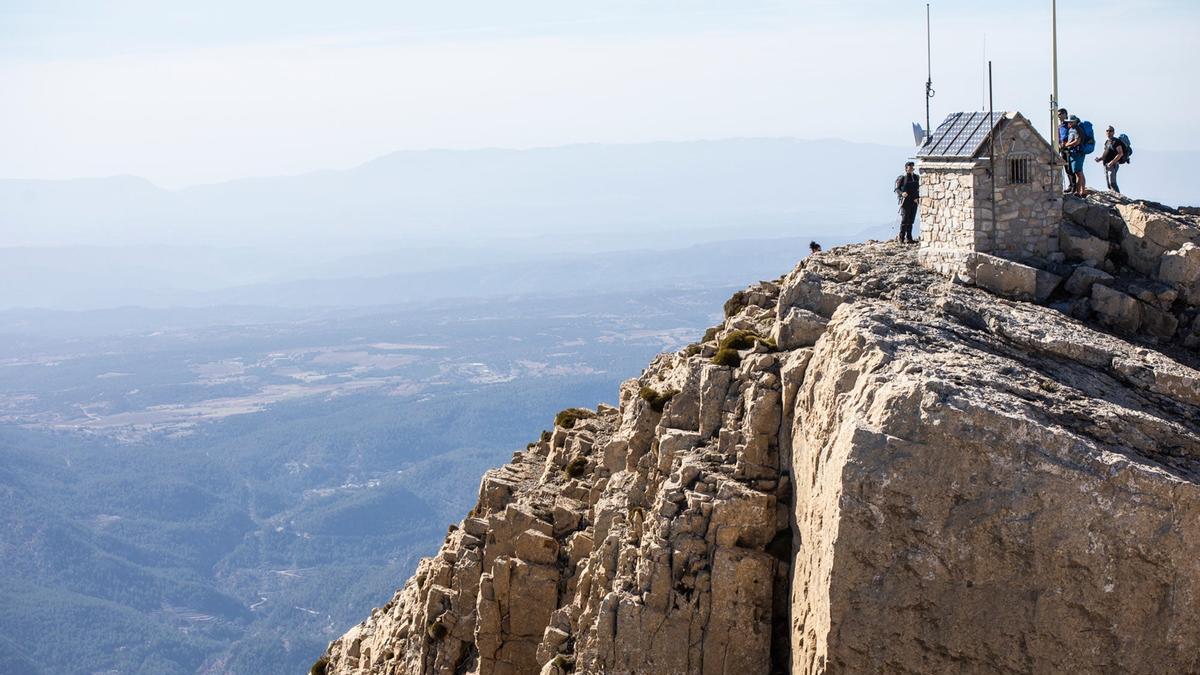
[2,137,1194,311]
[1,138,919,248]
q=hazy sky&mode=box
[3,1,1197,188]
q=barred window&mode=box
[1008,155,1032,184]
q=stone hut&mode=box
[916,111,1062,276]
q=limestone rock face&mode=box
[1161,242,1200,304]
[318,242,1200,675]
[944,194,1200,343]
[1117,202,1200,275]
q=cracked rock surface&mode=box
[319,241,1200,675]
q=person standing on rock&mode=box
[1063,115,1087,197]
[894,161,919,243]
[1058,108,1076,194]
[1094,125,1127,194]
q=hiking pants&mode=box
[1105,163,1120,193]
[899,202,917,242]
[1061,150,1076,190]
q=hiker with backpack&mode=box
[1062,115,1094,197]
[894,161,919,243]
[1094,125,1130,194]
[1057,108,1076,194]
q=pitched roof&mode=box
[917,111,1007,159]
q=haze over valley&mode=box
[4,2,1198,673]
[0,285,734,674]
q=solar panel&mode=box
[917,111,1007,158]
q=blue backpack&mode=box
[1079,120,1096,155]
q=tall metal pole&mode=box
[1050,0,1059,152]
[989,61,996,249]
[925,4,933,140]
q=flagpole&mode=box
[1050,0,1059,151]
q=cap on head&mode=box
[1068,115,1080,123]
[1058,108,1068,115]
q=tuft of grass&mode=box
[723,291,748,318]
[681,343,702,357]
[702,326,719,342]
[564,456,588,478]
[554,408,596,429]
[717,329,776,352]
[711,348,741,367]
[427,619,448,641]
[310,656,330,675]
[638,386,679,413]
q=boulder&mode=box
[698,364,731,440]
[1126,279,1179,312]
[969,253,1038,302]
[1086,206,1121,239]
[1183,314,1200,348]
[515,530,559,565]
[1116,203,1200,276]
[1159,242,1200,305]
[1059,221,1112,264]
[1063,265,1113,297]
[1062,196,1090,226]
[1063,197,1120,239]
[1035,269,1063,304]
[772,307,829,350]
[1090,284,1141,334]
[1138,302,1180,340]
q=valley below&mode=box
[0,287,727,674]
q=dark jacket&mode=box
[1101,137,1127,164]
[895,173,920,206]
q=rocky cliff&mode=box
[315,197,1200,675]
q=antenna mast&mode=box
[1050,0,1059,151]
[925,3,934,140]
[988,61,996,250]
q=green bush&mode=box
[554,408,596,429]
[717,329,776,352]
[310,656,329,675]
[711,348,741,367]
[638,386,679,413]
[564,456,588,478]
[719,331,755,350]
[723,291,748,318]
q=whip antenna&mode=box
[924,3,935,143]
